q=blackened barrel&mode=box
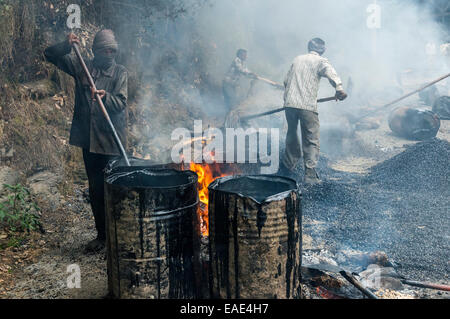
[208,175,302,299]
[388,107,441,140]
[104,165,200,299]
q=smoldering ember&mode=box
[0,0,449,302]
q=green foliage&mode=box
[7,235,25,248]
[0,184,41,233]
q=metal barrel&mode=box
[208,175,302,299]
[388,107,441,140]
[433,96,450,120]
[104,164,200,299]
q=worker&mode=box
[223,49,258,112]
[279,38,347,184]
[45,30,128,252]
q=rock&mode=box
[28,171,61,210]
[355,117,381,131]
[21,79,58,100]
[0,166,21,193]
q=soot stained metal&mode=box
[104,162,201,299]
[208,175,302,299]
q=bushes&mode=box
[0,184,42,233]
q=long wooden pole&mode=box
[72,43,130,167]
[356,72,450,121]
[256,76,284,89]
[402,280,450,292]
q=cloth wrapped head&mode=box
[92,29,118,69]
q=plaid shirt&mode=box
[284,51,343,112]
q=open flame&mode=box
[315,286,345,299]
[189,158,229,236]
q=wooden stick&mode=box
[72,43,131,166]
[340,271,378,299]
[402,280,450,292]
[356,72,450,122]
[256,76,284,89]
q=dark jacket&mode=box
[44,40,128,156]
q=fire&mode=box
[189,157,229,236]
[315,286,344,299]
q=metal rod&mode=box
[356,72,450,121]
[241,107,286,121]
[241,96,337,121]
[72,43,131,167]
[339,271,378,299]
[402,280,450,292]
[317,96,337,103]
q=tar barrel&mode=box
[208,175,302,299]
[388,107,441,140]
[104,164,201,299]
[433,96,450,120]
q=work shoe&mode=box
[304,168,321,185]
[84,237,105,254]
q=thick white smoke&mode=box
[195,0,447,105]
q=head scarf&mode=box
[92,30,118,69]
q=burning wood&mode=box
[315,286,346,299]
[189,160,231,236]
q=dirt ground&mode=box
[0,101,449,299]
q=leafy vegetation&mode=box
[0,184,42,233]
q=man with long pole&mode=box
[45,30,129,252]
[279,38,347,184]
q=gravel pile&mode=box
[366,138,450,192]
[301,140,450,282]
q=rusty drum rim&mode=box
[105,167,199,190]
[208,174,300,204]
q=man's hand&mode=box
[91,87,106,101]
[335,90,348,101]
[67,33,80,46]
[250,72,259,80]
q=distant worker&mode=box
[279,38,347,184]
[223,49,258,111]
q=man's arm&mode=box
[284,64,294,88]
[101,69,128,114]
[319,59,347,100]
[44,34,80,77]
[318,59,343,90]
[235,58,257,79]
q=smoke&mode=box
[195,0,447,96]
[128,0,448,161]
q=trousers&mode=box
[82,149,114,240]
[282,108,320,171]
